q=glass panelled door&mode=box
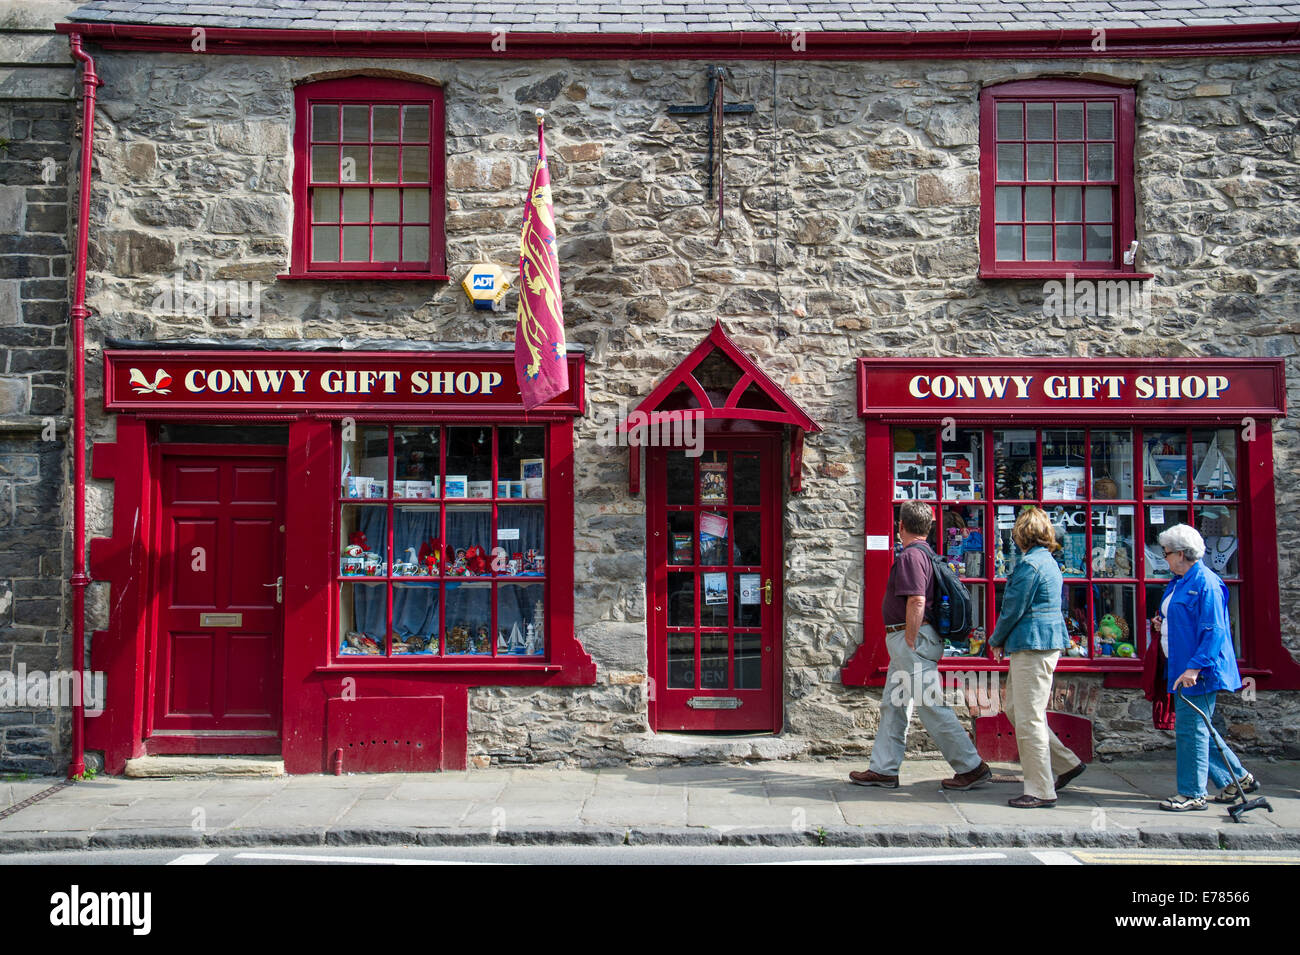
[648,436,781,731]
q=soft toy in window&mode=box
[418,537,441,575]
[465,544,489,576]
[1097,614,1125,656]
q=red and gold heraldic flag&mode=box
[514,118,568,411]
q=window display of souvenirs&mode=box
[336,424,549,660]
[891,424,1244,663]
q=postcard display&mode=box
[850,358,1300,697]
[339,425,548,657]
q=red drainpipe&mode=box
[67,32,100,779]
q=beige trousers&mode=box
[1004,649,1081,799]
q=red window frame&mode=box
[844,357,1299,692]
[332,418,577,670]
[885,424,1247,666]
[288,76,448,280]
[979,79,1143,280]
[334,421,556,665]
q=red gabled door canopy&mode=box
[621,321,820,495]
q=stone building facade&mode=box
[13,3,1300,773]
[0,1,78,775]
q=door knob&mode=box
[763,578,772,605]
[262,576,283,604]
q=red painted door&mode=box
[150,450,285,747]
[648,435,782,731]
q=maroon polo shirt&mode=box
[882,542,936,627]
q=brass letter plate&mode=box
[687,697,742,709]
[200,613,243,627]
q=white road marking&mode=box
[167,853,219,865]
[1030,850,1081,865]
[1073,850,1299,866]
[233,851,499,865]
[753,852,1008,865]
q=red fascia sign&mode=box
[857,358,1287,420]
[104,350,584,415]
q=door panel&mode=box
[166,633,215,716]
[171,519,217,606]
[232,465,279,503]
[648,436,781,732]
[172,465,220,503]
[229,519,277,607]
[152,452,285,738]
[225,632,275,717]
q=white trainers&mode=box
[1159,794,1208,812]
[1213,773,1259,803]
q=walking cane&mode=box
[1176,687,1273,823]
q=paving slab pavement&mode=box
[580,797,689,827]
[0,758,1295,852]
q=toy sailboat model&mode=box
[1142,445,1165,487]
[508,622,526,653]
[1193,437,1235,493]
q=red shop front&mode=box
[88,345,593,774]
[842,357,1300,754]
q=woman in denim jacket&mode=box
[989,507,1085,808]
[1155,523,1257,811]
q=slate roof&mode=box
[66,0,1300,33]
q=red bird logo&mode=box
[129,368,172,395]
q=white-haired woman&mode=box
[1154,523,1257,811]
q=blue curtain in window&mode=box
[350,508,389,639]
[347,505,546,650]
[392,584,439,639]
[497,505,545,560]
[445,508,492,563]
[393,507,441,568]
[444,582,492,653]
[497,582,545,652]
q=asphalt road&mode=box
[5,845,1300,864]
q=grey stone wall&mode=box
[75,49,1300,769]
[0,1,76,775]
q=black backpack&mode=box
[905,542,973,642]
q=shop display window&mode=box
[979,79,1137,278]
[289,76,446,279]
[337,424,548,659]
[892,425,1243,662]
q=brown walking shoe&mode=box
[849,769,899,788]
[941,761,992,791]
[1055,763,1086,792]
[1008,794,1057,808]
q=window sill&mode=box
[316,662,560,673]
[936,658,1144,671]
[279,272,451,282]
[980,269,1154,281]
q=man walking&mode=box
[850,499,991,790]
